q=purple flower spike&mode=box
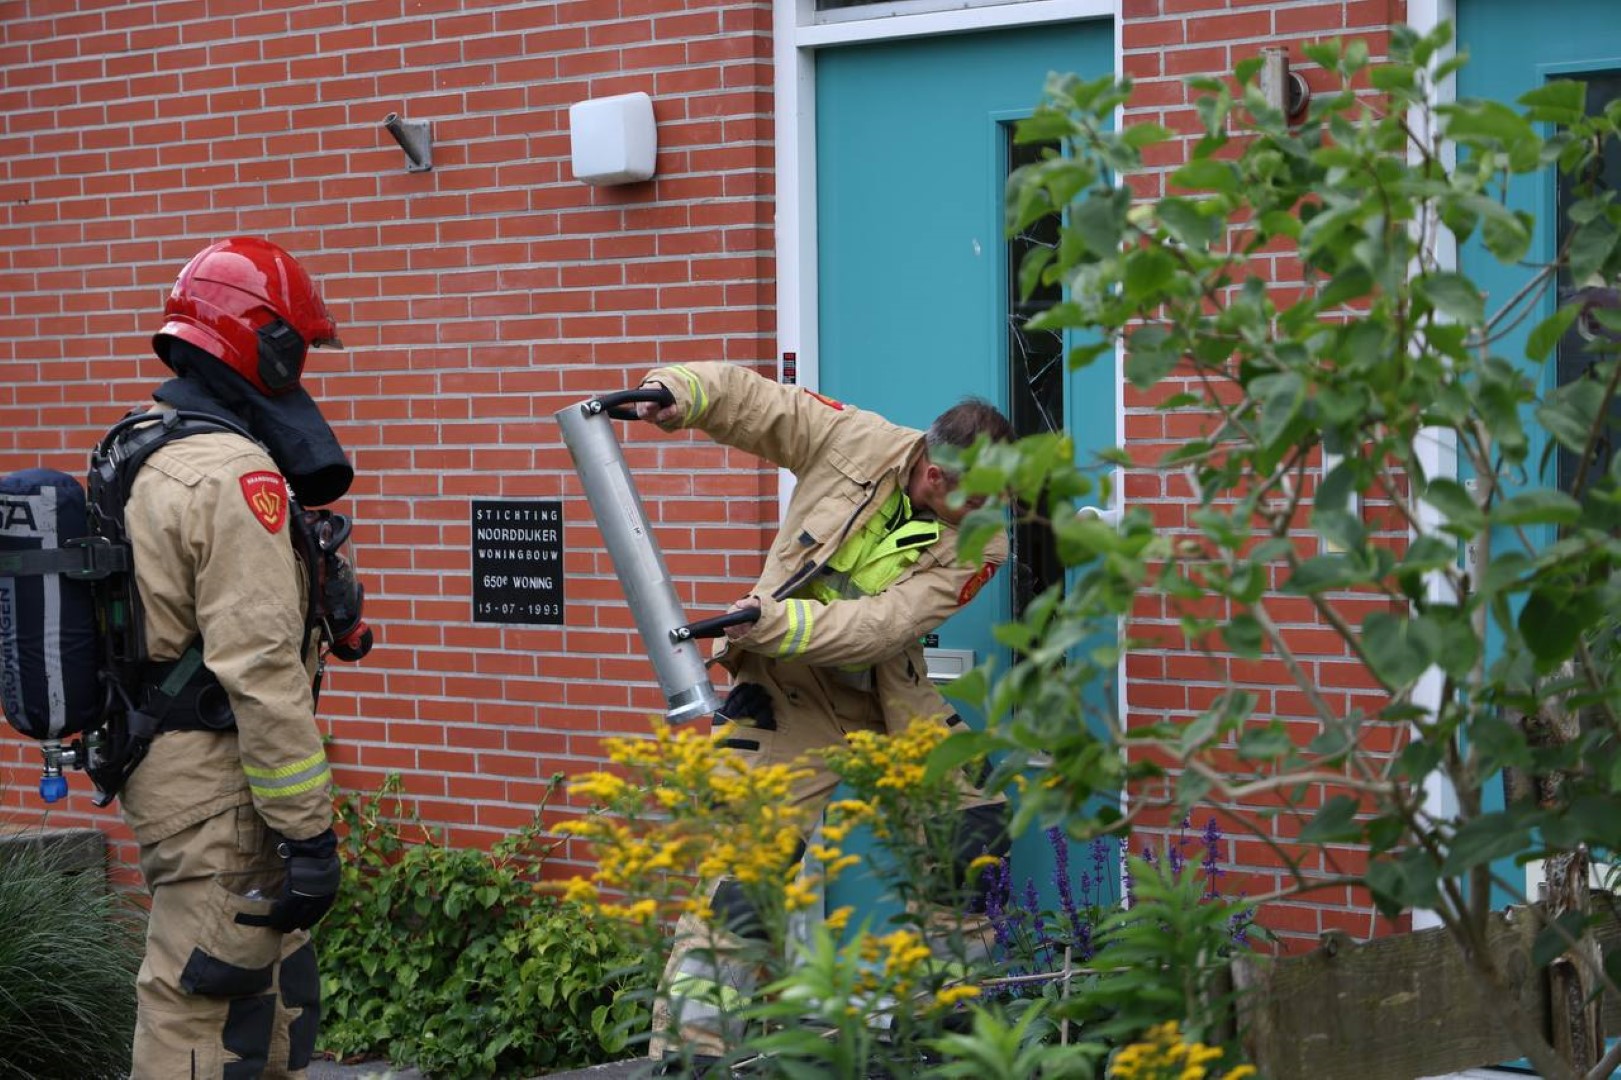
[1022,878,1051,965]
[1201,816,1225,899]
[1048,828,1084,946]
[986,857,1014,951]
[1090,837,1115,905]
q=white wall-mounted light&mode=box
[568,92,658,186]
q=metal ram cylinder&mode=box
[555,397,720,724]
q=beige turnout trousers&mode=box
[131,803,320,1080]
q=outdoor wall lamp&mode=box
[382,112,433,173]
[568,92,658,186]
[1261,47,1311,124]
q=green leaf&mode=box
[1568,215,1620,288]
[1285,554,1369,594]
[1369,63,1417,93]
[1318,266,1374,309]
[1121,121,1173,149]
[1490,489,1582,527]
[1171,157,1239,194]
[1312,509,1367,554]
[1519,587,1603,668]
[1238,723,1294,761]
[1361,611,1438,689]
[1525,304,1583,362]
[1124,247,1178,302]
[924,728,997,786]
[1301,42,1342,71]
[1300,795,1364,843]
[1158,197,1222,249]
[943,664,989,707]
[1017,245,1055,301]
[1481,207,1532,264]
[1250,371,1307,447]
[1366,848,1442,917]
[1400,535,1460,574]
[1443,99,1537,149]
[1536,377,1601,454]
[1517,79,1588,126]
[1125,324,1180,389]
[1533,911,1591,968]
[1221,613,1265,658]
[1441,813,1532,875]
[1175,768,1213,809]
[1434,615,1481,681]
[1421,478,1485,534]
[1071,186,1131,256]
[1259,209,1302,240]
[1417,271,1486,325]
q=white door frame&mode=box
[1406,0,1460,932]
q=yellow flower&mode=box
[966,853,1002,882]
[599,897,658,923]
[783,879,818,912]
[933,984,981,1008]
[825,854,862,880]
[1106,1021,1252,1080]
[569,771,631,803]
[879,929,931,980]
[824,906,853,934]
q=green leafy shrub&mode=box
[318,775,652,1079]
[0,834,144,1080]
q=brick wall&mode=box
[1118,0,1411,947]
[0,0,777,882]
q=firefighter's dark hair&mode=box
[926,397,1014,454]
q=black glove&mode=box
[237,828,340,932]
[717,681,775,731]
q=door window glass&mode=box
[1006,127,1065,615]
[1555,71,1621,493]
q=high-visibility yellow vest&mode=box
[803,490,940,604]
[790,491,939,683]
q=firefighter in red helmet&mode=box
[122,238,358,1078]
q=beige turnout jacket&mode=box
[643,362,1009,733]
[119,409,332,846]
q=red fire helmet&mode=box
[153,237,343,396]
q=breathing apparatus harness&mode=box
[0,408,371,806]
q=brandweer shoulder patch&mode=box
[957,563,997,606]
[239,471,289,533]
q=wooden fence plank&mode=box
[1232,913,1548,1080]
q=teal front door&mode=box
[1456,0,1621,908]
[814,20,1115,929]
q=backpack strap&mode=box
[0,538,129,579]
[79,410,260,806]
[90,409,259,538]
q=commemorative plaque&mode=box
[471,500,564,625]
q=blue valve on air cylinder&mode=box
[38,740,69,803]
